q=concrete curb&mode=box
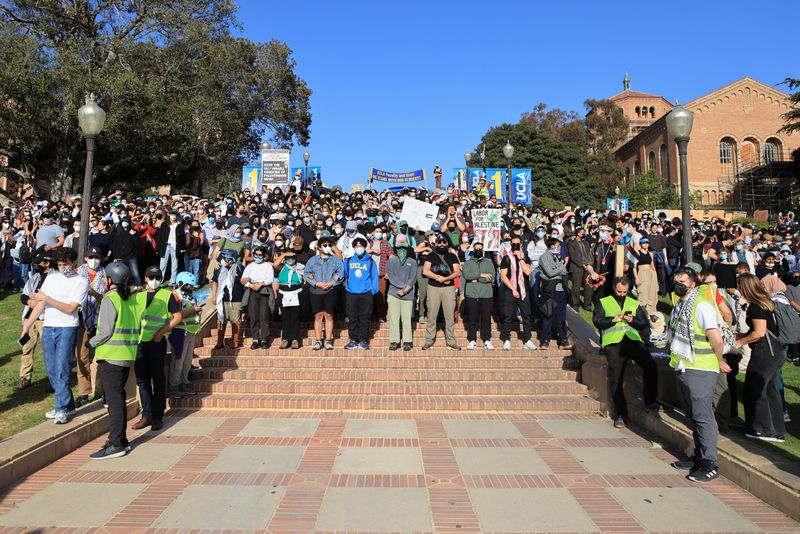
[566,307,800,522]
[0,301,217,490]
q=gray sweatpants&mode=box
[676,368,719,465]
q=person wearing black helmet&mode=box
[87,261,144,459]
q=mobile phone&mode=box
[18,333,31,347]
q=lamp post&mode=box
[302,151,310,190]
[666,102,695,265]
[76,94,106,263]
[502,141,514,215]
[464,152,472,192]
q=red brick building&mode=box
[612,75,798,210]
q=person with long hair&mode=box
[734,273,786,442]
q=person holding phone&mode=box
[593,276,663,429]
[16,252,53,391]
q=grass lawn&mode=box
[0,290,80,441]
[574,292,800,462]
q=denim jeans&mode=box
[12,261,30,291]
[120,258,141,286]
[189,258,201,282]
[160,244,178,285]
[42,326,77,412]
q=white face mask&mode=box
[374,232,383,240]
[121,221,130,228]
[461,235,470,243]
[354,246,366,256]
[87,258,101,269]
[146,278,160,290]
[73,226,80,233]
[58,265,73,276]
[321,245,332,255]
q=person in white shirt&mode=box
[21,247,89,424]
[241,246,275,349]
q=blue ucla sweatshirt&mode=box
[344,253,379,295]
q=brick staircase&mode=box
[172,320,599,414]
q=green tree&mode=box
[619,170,703,211]
[780,77,800,134]
[583,99,629,154]
[0,0,311,198]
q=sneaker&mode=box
[403,343,412,351]
[418,316,426,324]
[344,340,358,350]
[280,339,290,349]
[672,457,698,471]
[359,341,370,350]
[89,441,128,460]
[467,341,477,350]
[170,389,186,399]
[421,342,434,350]
[179,384,195,395]
[784,410,791,423]
[484,340,495,350]
[389,342,401,351]
[645,401,673,412]
[261,339,270,349]
[291,340,300,349]
[46,408,76,419]
[447,344,461,351]
[53,411,69,424]
[524,340,538,350]
[746,432,785,443]
[14,377,31,391]
[324,340,334,350]
[75,395,90,408]
[613,416,626,429]
[541,341,551,349]
[503,340,511,351]
[312,340,324,351]
[250,341,260,350]
[687,463,719,483]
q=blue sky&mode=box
[235,0,799,190]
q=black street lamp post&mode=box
[76,94,106,263]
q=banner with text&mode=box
[452,168,469,191]
[291,166,323,185]
[370,168,426,184]
[241,165,262,192]
[261,148,291,190]
[472,209,503,251]
[468,168,532,204]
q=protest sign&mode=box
[472,209,502,251]
[400,198,439,232]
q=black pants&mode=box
[135,340,166,421]
[99,361,130,448]
[604,337,658,419]
[466,297,493,342]
[249,291,270,342]
[743,340,786,437]
[501,290,532,342]
[569,269,593,309]
[347,292,373,342]
[282,305,301,342]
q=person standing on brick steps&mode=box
[241,246,275,349]
[343,237,379,350]
[499,235,537,351]
[168,272,203,399]
[422,235,461,351]
[87,261,143,459]
[593,276,663,429]
[16,251,53,391]
[212,249,246,349]
[668,267,730,483]
[304,234,344,350]
[74,246,107,408]
[386,234,417,351]
[462,241,496,350]
[132,266,183,430]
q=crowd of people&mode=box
[3,179,798,468]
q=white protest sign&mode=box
[472,209,502,251]
[400,197,439,232]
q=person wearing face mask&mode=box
[277,250,304,349]
[385,235,417,351]
[732,239,756,274]
[593,277,660,429]
[34,211,65,252]
[567,227,593,310]
[63,220,82,252]
[156,212,186,287]
[422,236,462,351]
[16,252,53,391]
[667,268,730,482]
[81,261,144,459]
[413,231,436,323]
[211,223,245,270]
[587,224,616,306]
[343,237,379,350]
[462,241,496,350]
[186,222,204,283]
[538,237,569,349]
[73,247,108,408]
[756,252,785,280]
[337,220,365,259]
[241,247,275,349]
[109,217,141,286]
[499,236,537,351]
[212,249,246,349]
[389,219,417,248]
[304,236,344,350]
[21,248,89,425]
[167,272,203,399]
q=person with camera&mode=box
[421,235,461,350]
[16,252,53,391]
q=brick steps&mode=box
[196,346,572,358]
[190,368,580,382]
[170,393,598,413]
[189,379,588,396]
[195,355,580,370]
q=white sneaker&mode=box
[484,340,495,350]
[467,341,477,350]
[52,411,69,424]
[46,408,76,419]
[503,340,511,351]
[524,340,539,350]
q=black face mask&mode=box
[513,224,522,231]
[511,242,521,251]
[673,283,690,297]
[436,245,448,254]
[473,249,484,259]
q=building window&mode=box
[635,106,641,117]
[741,138,759,168]
[625,166,631,183]
[764,138,783,163]
[719,137,736,179]
[648,151,656,172]
[649,106,655,117]
[634,160,641,175]
[660,144,669,180]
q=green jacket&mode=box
[462,258,495,299]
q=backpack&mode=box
[17,238,34,264]
[771,302,800,346]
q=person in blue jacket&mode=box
[344,237,379,349]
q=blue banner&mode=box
[607,198,629,212]
[291,166,323,184]
[510,169,532,205]
[242,165,261,192]
[370,168,426,183]
[468,168,532,204]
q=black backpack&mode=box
[771,302,800,346]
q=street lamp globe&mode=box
[502,141,514,160]
[77,94,106,137]
[666,104,694,139]
[464,152,472,165]
[260,141,271,151]
[303,151,310,164]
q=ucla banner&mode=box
[370,168,426,184]
[241,165,262,192]
[452,168,469,191]
[291,166,323,185]
[510,169,532,205]
[468,168,532,204]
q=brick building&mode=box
[612,75,798,211]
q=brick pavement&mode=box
[1,411,797,533]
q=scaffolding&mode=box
[735,158,798,215]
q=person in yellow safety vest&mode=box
[592,276,664,429]
[131,266,184,432]
[473,176,490,200]
[168,272,203,399]
[667,267,731,483]
[86,261,142,460]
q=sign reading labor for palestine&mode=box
[261,148,291,190]
[472,209,502,251]
[369,168,426,184]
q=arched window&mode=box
[634,160,641,175]
[719,137,736,179]
[635,106,641,117]
[764,138,783,163]
[741,138,759,168]
[725,191,733,204]
[649,106,655,117]
[648,151,656,172]
[625,166,631,183]
[702,190,710,205]
[660,144,669,180]
[711,191,717,205]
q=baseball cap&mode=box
[86,246,103,258]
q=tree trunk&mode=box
[48,165,73,201]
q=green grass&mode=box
[0,290,80,440]
[573,292,799,462]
